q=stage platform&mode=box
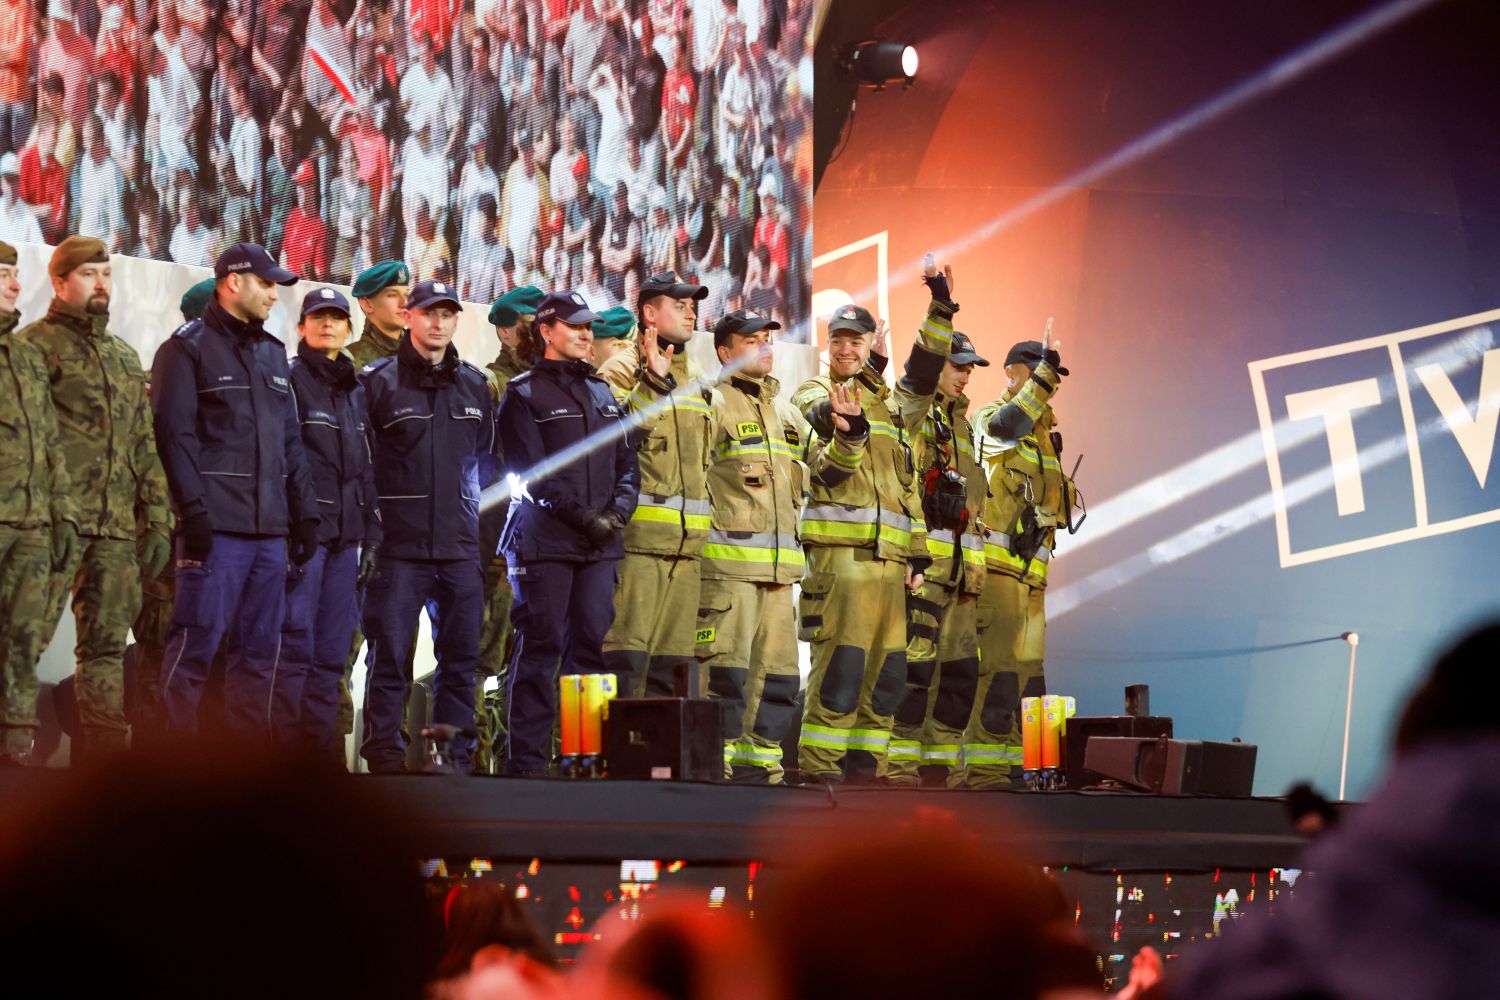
[364,775,1314,872]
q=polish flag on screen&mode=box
[305,0,357,107]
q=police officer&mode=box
[20,236,172,761]
[359,279,497,774]
[130,277,219,744]
[595,270,712,698]
[497,290,639,776]
[0,239,79,764]
[791,266,956,784]
[150,243,320,740]
[348,261,412,367]
[699,309,867,783]
[271,288,381,755]
[962,341,1071,787]
[590,306,636,367]
[887,329,990,785]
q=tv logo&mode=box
[1250,308,1500,567]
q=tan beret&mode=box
[0,240,15,267]
[49,235,109,278]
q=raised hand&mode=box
[641,324,674,379]
[871,316,889,357]
[829,381,863,434]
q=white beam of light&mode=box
[1049,408,1465,620]
[849,0,1442,308]
[1063,325,1495,556]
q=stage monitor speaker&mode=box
[1084,737,1257,796]
[1064,716,1173,788]
[604,698,722,782]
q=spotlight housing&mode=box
[840,40,918,90]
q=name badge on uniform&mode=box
[737,421,762,438]
[271,376,288,388]
[394,406,417,417]
[603,404,621,418]
[463,406,481,417]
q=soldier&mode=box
[497,290,639,777]
[348,261,411,367]
[698,309,867,784]
[359,279,497,774]
[590,306,636,367]
[595,270,712,699]
[961,341,1072,787]
[150,242,320,741]
[130,277,218,744]
[273,288,380,756]
[20,236,172,762]
[0,239,79,764]
[484,285,543,399]
[332,260,412,756]
[791,266,957,784]
[887,329,990,786]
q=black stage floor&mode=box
[361,775,1312,872]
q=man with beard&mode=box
[150,243,319,742]
[20,237,171,762]
[0,239,78,764]
[594,271,712,700]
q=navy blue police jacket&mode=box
[289,341,381,551]
[359,334,498,561]
[496,357,639,562]
[151,299,317,536]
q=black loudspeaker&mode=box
[1084,737,1258,796]
[604,698,722,781]
[1064,716,1173,788]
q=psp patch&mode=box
[736,421,762,438]
[695,627,716,644]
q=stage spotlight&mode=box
[840,40,918,90]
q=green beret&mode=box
[593,306,637,340]
[487,285,545,327]
[49,235,109,278]
[351,260,411,299]
[179,278,216,321]
[0,240,15,266]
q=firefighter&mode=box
[961,339,1073,787]
[698,309,868,783]
[790,263,957,783]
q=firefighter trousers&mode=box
[888,579,979,785]
[957,570,1046,788]
[602,552,700,698]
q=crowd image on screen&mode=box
[0,0,812,336]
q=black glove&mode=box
[181,512,214,562]
[290,518,320,566]
[582,511,618,549]
[922,272,956,309]
[357,546,379,590]
[923,467,969,531]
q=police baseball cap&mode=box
[179,278,216,321]
[351,260,410,299]
[715,309,781,337]
[827,303,875,336]
[1004,340,1068,376]
[406,279,462,312]
[638,270,708,308]
[215,242,297,285]
[948,331,990,367]
[536,290,601,327]
[300,286,351,320]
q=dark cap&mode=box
[351,261,410,299]
[49,235,109,278]
[0,240,15,266]
[487,285,545,327]
[536,290,601,327]
[1003,341,1068,376]
[948,331,989,367]
[300,286,352,320]
[215,242,297,285]
[179,278,216,321]
[714,309,781,337]
[406,279,462,312]
[638,270,708,308]
[827,303,875,336]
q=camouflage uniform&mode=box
[20,298,171,757]
[472,342,530,773]
[1,308,78,761]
